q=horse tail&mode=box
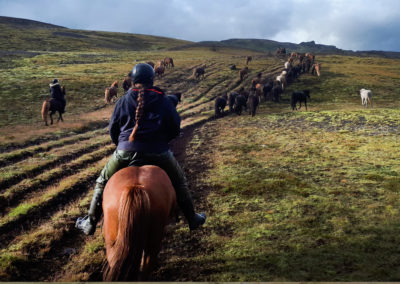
[103,184,151,281]
[105,88,110,104]
[41,100,50,125]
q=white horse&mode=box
[276,71,287,90]
[360,88,373,108]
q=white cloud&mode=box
[0,0,399,51]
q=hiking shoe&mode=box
[189,213,206,231]
[75,215,96,235]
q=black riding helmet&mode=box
[130,63,155,85]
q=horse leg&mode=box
[58,111,64,122]
[49,111,55,125]
[305,100,308,111]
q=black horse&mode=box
[233,94,247,115]
[167,93,182,108]
[272,83,283,102]
[262,79,274,101]
[291,90,310,111]
[228,92,239,113]
[247,93,259,117]
[214,95,228,117]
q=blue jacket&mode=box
[109,87,181,153]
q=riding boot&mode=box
[178,199,206,231]
[75,183,105,235]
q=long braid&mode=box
[129,88,146,142]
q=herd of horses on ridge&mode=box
[214,49,321,118]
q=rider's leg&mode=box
[76,150,132,235]
[129,150,206,230]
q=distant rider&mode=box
[49,78,66,113]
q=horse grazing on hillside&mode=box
[214,94,228,117]
[41,86,66,126]
[247,92,259,117]
[276,47,286,57]
[239,67,249,81]
[123,77,133,92]
[246,56,252,65]
[291,90,310,111]
[105,81,119,104]
[311,63,321,76]
[360,88,373,108]
[166,93,182,107]
[272,83,283,102]
[154,66,165,78]
[164,57,174,68]
[228,92,239,113]
[192,67,205,80]
[233,94,247,115]
[251,73,262,88]
[262,79,274,101]
[102,166,176,281]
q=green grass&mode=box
[185,107,400,281]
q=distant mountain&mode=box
[1,16,400,59]
[0,16,191,52]
[183,38,400,59]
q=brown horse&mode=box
[245,56,252,65]
[102,166,177,281]
[239,66,249,81]
[123,77,132,92]
[41,86,66,126]
[164,57,174,68]
[311,63,321,76]
[146,61,155,68]
[105,81,118,104]
[154,65,165,78]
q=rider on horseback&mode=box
[76,63,206,235]
[49,78,66,113]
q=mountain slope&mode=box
[0,16,191,51]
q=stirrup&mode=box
[75,215,97,235]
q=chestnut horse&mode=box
[41,86,66,126]
[154,65,165,78]
[105,81,118,104]
[164,57,174,68]
[103,166,177,281]
[239,67,249,81]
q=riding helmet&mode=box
[130,63,155,84]
[52,78,58,84]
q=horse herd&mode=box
[213,52,321,118]
[41,53,374,128]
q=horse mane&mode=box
[103,184,150,281]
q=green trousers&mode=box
[96,149,194,209]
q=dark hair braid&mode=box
[129,88,146,142]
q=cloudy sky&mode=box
[1,0,400,52]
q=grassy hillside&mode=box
[0,16,191,52]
